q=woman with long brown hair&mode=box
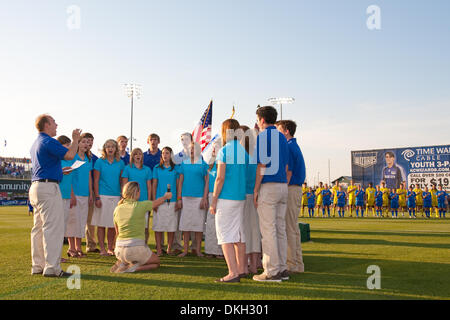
[152,147,180,256]
[121,148,153,243]
[177,141,209,257]
[238,125,261,275]
[209,119,248,283]
[92,139,125,256]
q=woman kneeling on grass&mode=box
[110,181,172,273]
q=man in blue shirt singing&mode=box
[253,106,290,282]
[29,114,81,277]
[276,120,306,274]
[143,133,161,170]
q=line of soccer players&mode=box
[301,180,449,219]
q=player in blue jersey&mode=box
[422,186,432,219]
[336,186,347,218]
[390,189,399,218]
[436,184,449,218]
[407,186,417,219]
[307,187,316,218]
[355,185,365,218]
[321,184,332,218]
[375,185,383,218]
[381,151,406,189]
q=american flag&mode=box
[192,100,213,151]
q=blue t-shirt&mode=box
[121,164,152,201]
[120,152,130,166]
[180,159,208,198]
[337,191,346,206]
[422,192,432,206]
[307,192,316,206]
[437,191,448,203]
[153,164,180,202]
[390,193,399,207]
[72,153,93,197]
[246,154,257,195]
[94,158,125,196]
[59,159,74,199]
[143,149,161,169]
[322,189,332,204]
[355,189,365,203]
[407,191,416,206]
[287,138,306,186]
[256,126,289,184]
[217,140,248,201]
[208,163,217,193]
[30,133,68,182]
[375,191,383,202]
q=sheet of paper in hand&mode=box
[63,160,86,173]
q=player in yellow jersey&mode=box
[413,184,423,217]
[397,182,407,217]
[301,182,308,217]
[365,182,376,217]
[430,184,438,218]
[331,180,339,217]
[347,180,357,217]
[315,182,324,217]
[380,181,390,218]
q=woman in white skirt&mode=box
[121,148,153,243]
[69,134,93,257]
[93,139,125,256]
[209,119,248,283]
[152,147,180,256]
[239,125,262,274]
[177,141,209,257]
[205,143,224,259]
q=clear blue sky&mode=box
[1,0,449,184]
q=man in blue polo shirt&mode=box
[143,133,161,170]
[276,120,306,274]
[29,114,81,277]
[252,106,290,282]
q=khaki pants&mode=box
[286,185,304,272]
[257,183,288,277]
[29,182,64,275]
[85,203,97,251]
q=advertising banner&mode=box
[0,179,31,194]
[352,145,450,191]
[0,199,28,206]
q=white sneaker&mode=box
[123,263,141,273]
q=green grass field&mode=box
[0,206,449,300]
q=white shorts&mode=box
[152,202,178,232]
[115,245,152,265]
[179,197,206,232]
[215,198,245,245]
[92,195,120,228]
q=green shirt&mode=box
[113,199,153,241]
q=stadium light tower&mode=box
[267,97,295,120]
[124,83,142,151]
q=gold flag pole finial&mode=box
[230,105,235,119]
